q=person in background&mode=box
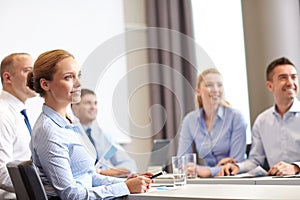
[0,53,36,198]
[27,49,152,199]
[218,57,300,176]
[71,88,137,177]
[0,53,36,199]
[177,68,247,177]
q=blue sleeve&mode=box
[209,166,222,177]
[229,110,247,162]
[197,165,221,177]
[177,114,195,156]
[35,126,129,199]
[238,116,265,173]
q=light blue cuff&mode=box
[209,166,222,177]
[197,165,222,177]
[103,182,129,197]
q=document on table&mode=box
[149,184,176,192]
[218,166,268,178]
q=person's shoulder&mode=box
[0,99,10,113]
[254,106,273,124]
[0,93,12,108]
[223,106,247,124]
[180,109,201,129]
[0,98,18,123]
[258,106,273,117]
[184,109,200,119]
[224,106,242,115]
[34,113,58,136]
[34,114,50,131]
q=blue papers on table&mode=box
[95,145,117,169]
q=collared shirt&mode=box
[78,121,137,173]
[0,91,31,192]
[30,105,129,199]
[177,106,247,176]
[238,98,300,173]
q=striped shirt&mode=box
[30,105,129,199]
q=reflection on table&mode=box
[125,184,300,200]
[154,174,300,185]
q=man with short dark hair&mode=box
[218,57,300,176]
[0,53,36,198]
[71,88,137,177]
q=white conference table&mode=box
[125,184,300,200]
[154,175,300,185]
[188,176,300,185]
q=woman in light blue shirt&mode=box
[177,68,247,177]
[27,49,152,199]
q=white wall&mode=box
[192,0,251,143]
[0,0,130,143]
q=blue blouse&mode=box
[177,106,247,176]
[30,105,129,200]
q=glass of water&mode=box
[185,153,197,178]
[171,156,186,186]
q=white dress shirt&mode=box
[0,91,31,192]
[238,98,300,173]
[83,121,137,173]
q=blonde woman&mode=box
[177,68,247,177]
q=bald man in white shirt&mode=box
[0,53,36,199]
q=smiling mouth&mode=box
[71,90,81,94]
[210,94,220,98]
[283,87,296,92]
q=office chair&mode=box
[6,160,48,200]
[246,143,252,158]
[147,139,171,172]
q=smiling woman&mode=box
[177,68,247,178]
[26,49,153,199]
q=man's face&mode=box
[10,55,36,101]
[74,93,98,124]
[266,64,298,104]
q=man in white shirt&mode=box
[71,88,137,177]
[218,57,300,176]
[0,53,36,199]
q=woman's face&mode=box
[197,73,224,106]
[45,57,81,106]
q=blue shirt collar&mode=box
[199,106,225,120]
[42,104,74,128]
